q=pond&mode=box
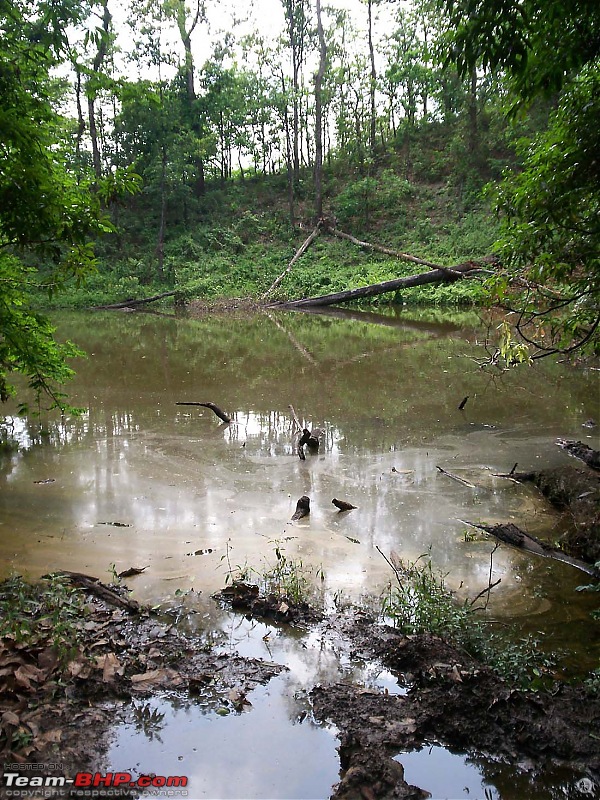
[1,307,599,798]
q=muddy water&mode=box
[1,308,599,798]
[1,310,598,626]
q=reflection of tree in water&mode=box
[467,749,595,800]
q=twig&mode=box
[436,465,477,489]
[375,545,404,586]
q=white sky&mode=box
[106,0,393,81]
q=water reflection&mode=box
[109,677,340,800]
[396,744,596,800]
[0,308,598,669]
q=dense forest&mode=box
[1,0,599,410]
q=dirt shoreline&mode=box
[1,568,599,799]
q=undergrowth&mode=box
[220,539,324,607]
[0,574,85,665]
[380,552,561,691]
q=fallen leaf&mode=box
[2,710,20,727]
[130,668,183,691]
[37,647,59,675]
[97,653,124,683]
[14,664,45,691]
[228,688,251,709]
[67,655,92,680]
[35,728,62,746]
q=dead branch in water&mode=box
[52,571,141,613]
[176,402,231,423]
[436,466,477,489]
[459,520,600,578]
[92,290,180,310]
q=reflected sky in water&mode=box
[0,309,598,665]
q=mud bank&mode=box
[310,613,600,799]
[2,576,599,799]
[516,463,600,564]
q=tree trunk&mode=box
[314,0,327,222]
[367,0,377,156]
[467,67,479,156]
[87,0,111,181]
[281,70,296,228]
[175,0,205,196]
[156,145,167,280]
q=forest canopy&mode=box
[1,0,599,410]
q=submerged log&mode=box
[460,520,600,578]
[510,465,600,565]
[53,571,141,612]
[92,290,180,310]
[436,465,477,489]
[176,402,231,423]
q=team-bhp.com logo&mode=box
[3,771,188,795]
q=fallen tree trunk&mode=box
[511,466,600,565]
[92,290,180,310]
[272,260,488,309]
[557,439,600,471]
[53,571,142,612]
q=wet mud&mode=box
[516,463,600,564]
[310,613,600,798]
[2,575,600,799]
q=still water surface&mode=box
[1,307,599,798]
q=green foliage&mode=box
[219,540,323,606]
[0,574,85,665]
[442,0,600,107]
[0,0,123,411]
[0,255,86,412]
[381,553,472,638]
[381,553,558,689]
[257,542,323,606]
[443,0,600,357]
[334,171,414,228]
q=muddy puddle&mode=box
[1,307,599,798]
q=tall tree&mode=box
[366,0,377,155]
[442,0,600,357]
[0,0,117,410]
[281,0,309,185]
[86,0,113,180]
[314,0,327,221]
[165,0,206,196]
